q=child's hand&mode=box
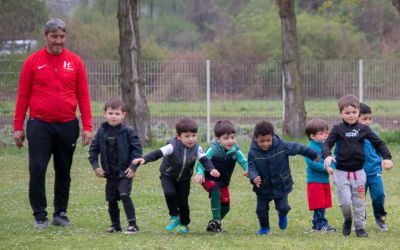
[125,168,136,178]
[94,167,105,178]
[326,166,334,175]
[314,155,320,162]
[194,174,204,184]
[253,176,261,188]
[324,156,335,169]
[243,171,249,177]
[210,169,220,177]
[132,158,145,165]
[382,159,393,170]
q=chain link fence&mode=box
[1,59,399,145]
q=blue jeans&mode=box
[312,208,328,229]
[365,174,386,219]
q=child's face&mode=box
[217,133,236,150]
[340,105,359,124]
[358,113,372,127]
[177,132,198,148]
[255,134,273,151]
[104,107,125,127]
[310,130,329,142]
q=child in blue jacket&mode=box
[304,118,336,232]
[359,103,392,231]
[248,121,319,235]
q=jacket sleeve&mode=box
[129,129,143,160]
[88,130,101,169]
[196,147,214,175]
[365,127,392,160]
[304,143,325,173]
[247,152,259,182]
[322,125,339,158]
[236,148,248,171]
[75,57,92,132]
[14,57,33,131]
[284,142,318,160]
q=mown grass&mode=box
[1,138,399,249]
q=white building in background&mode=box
[0,40,38,55]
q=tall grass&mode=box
[0,141,399,249]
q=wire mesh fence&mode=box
[1,59,399,145]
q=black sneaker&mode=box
[34,219,49,230]
[206,220,221,233]
[342,220,352,236]
[107,224,122,233]
[124,224,139,234]
[52,212,71,226]
[318,224,336,232]
[355,228,368,237]
[375,217,388,231]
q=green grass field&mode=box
[1,140,399,249]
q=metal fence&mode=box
[1,59,399,145]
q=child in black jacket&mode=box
[88,98,142,234]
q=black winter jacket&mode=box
[248,134,318,199]
[88,122,142,179]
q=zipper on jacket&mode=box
[177,147,187,181]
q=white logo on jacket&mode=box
[345,129,360,137]
[63,61,74,71]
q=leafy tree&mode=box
[0,0,48,46]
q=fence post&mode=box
[359,59,364,102]
[206,60,211,143]
[282,69,285,124]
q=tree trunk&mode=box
[117,0,151,144]
[276,0,306,137]
[393,0,400,14]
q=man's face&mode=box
[45,29,66,55]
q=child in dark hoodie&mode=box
[248,121,319,236]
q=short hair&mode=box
[305,118,329,138]
[359,103,372,115]
[104,97,125,112]
[44,18,66,34]
[338,94,360,112]
[214,120,236,137]
[176,117,198,135]
[253,121,274,138]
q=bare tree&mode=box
[393,0,400,14]
[117,0,152,144]
[276,0,306,137]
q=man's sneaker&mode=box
[176,225,189,234]
[342,220,352,236]
[206,220,222,233]
[375,217,388,231]
[106,224,122,233]
[278,215,288,230]
[165,216,180,231]
[124,224,139,234]
[318,224,336,232]
[355,228,368,237]
[34,219,49,230]
[256,227,271,236]
[52,212,71,226]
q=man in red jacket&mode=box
[13,18,92,230]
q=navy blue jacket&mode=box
[248,135,318,199]
[88,122,142,179]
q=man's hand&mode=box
[13,130,25,149]
[194,174,204,184]
[382,159,393,170]
[82,130,92,146]
[210,169,220,177]
[253,176,262,188]
[94,167,105,177]
[125,168,136,178]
